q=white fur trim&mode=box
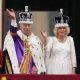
[19,21,33,24]
[3,31,20,74]
[17,30,46,74]
[11,20,17,27]
[4,30,46,74]
[54,23,69,27]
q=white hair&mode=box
[53,26,70,36]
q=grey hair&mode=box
[53,26,70,36]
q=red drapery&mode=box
[0,49,2,67]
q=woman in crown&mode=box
[41,9,77,74]
[2,6,46,74]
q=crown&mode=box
[54,8,69,27]
[19,6,33,24]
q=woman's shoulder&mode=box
[46,36,56,43]
[47,36,55,40]
[47,36,55,39]
[67,36,74,41]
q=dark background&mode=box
[5,0,80,73]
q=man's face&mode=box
[20,23,32,36]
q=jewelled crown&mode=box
[19,6,33,24]
[54,8,69,27]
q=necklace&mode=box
[57,36,67,43]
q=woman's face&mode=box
[20,23,32,36]
[57,27,67,37]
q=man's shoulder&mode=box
[35,36,41,42]
[32,33,40,40]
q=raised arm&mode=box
[6,9,17,33]
[6,9,16,20]
[40,30,48,47]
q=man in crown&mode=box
[3,6,46,74]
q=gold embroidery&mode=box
[6,54,13,74]
[20,39,32,74]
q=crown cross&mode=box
[60,8,63,15]
[25,6,28,12]
[60,8,64,23]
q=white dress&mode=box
[45,36,77,74]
